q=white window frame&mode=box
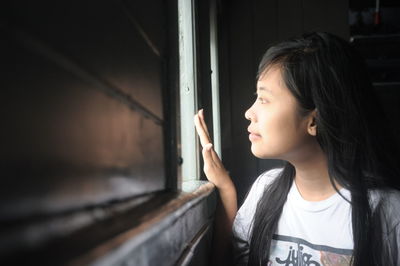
[178,0,222,184]
[210,0,222,158]
[178,0,199,183]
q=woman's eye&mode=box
[257,97,268,104]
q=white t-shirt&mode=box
[233,168,354,266]
[233,168,400,266]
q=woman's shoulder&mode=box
[233,168,284,239]
[254,168,284,188]
[241,168,283,207]
[370,188,400,233]
[370,188,400,209]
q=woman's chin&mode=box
[251,146,275,159]
[251,143,287,159]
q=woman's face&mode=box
[245,66,316,161]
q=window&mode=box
[179,0,222,186]
[1,0,217,265]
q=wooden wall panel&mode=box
[8,0,165,118]
[1,0,167,220]
[277,0,303,40]
[303,0,349,39]
[253,0,278,65]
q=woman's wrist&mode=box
[215,177,235,194]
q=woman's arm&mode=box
[213,180,237,266]
[194,109,238,265]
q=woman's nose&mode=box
[244,106,253,121]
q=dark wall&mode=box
[1,0,170,225]
[219,0,349,205]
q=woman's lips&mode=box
[248,132,261,141]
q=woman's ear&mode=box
[307,110,317,136]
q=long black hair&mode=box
[248,32,400,265]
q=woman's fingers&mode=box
[195,113,229,188]
[202,143,216,175]
[202,143,214,161]
[210,146,222,164]
[195,109,222,166]
[194,113,211,147]
[198,109,221,162]
[199,109,211,138]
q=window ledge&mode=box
[72,181,217,266]
[182,180,212,193]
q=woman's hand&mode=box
[194,109,237,266]
[194,109,231,190]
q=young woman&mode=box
[194,32,400,266]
